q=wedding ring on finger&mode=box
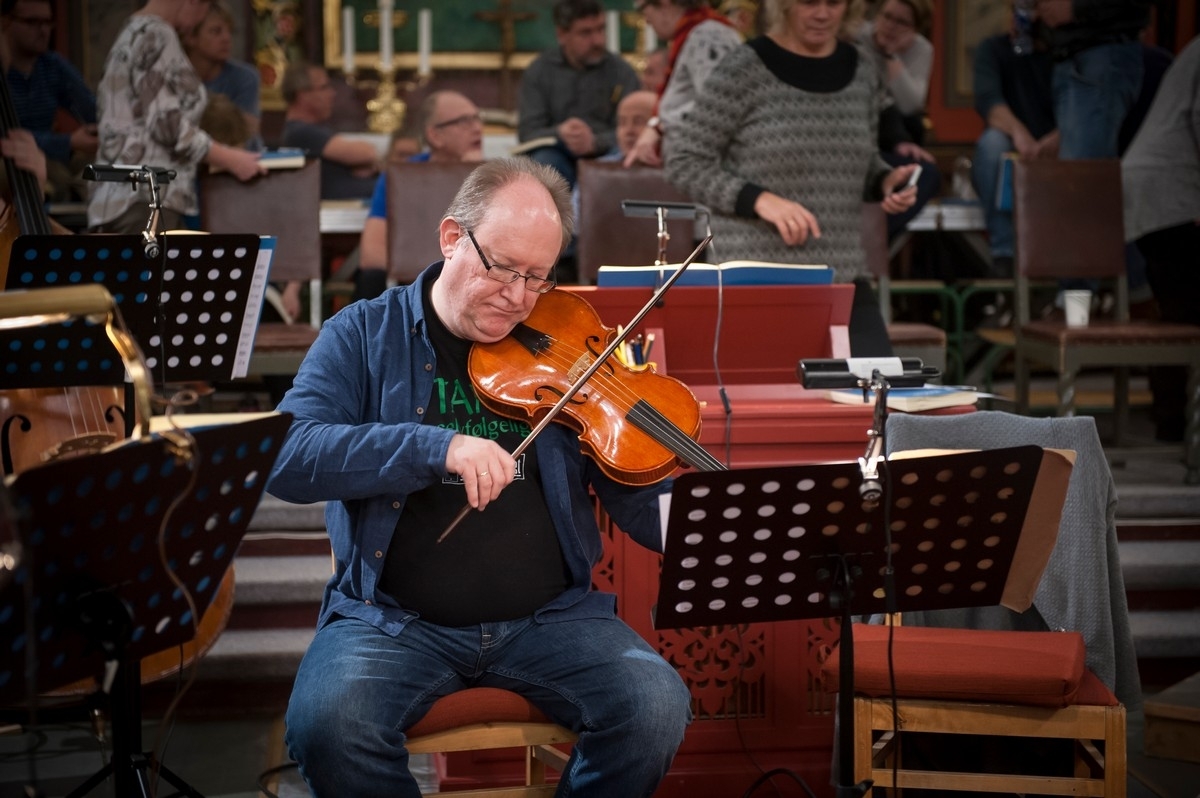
[478,471,490,478]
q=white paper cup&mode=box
[1064,290,1092,327]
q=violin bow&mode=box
[437,234,714,543]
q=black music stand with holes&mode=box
[654,447,1051,798]
[0,412,292,798]
[5,231,269,385]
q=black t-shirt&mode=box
[378,283,569,626]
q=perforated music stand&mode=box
[655,446,1050,797]
[5,231,268,384]
[0,412,292,797]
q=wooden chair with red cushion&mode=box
[822,623,1126,797]
[405,687,576,797]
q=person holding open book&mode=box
[87,0,266,235]
[663,0,918,286]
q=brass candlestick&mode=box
[367,68,432,134]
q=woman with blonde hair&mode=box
[665,0,919,354]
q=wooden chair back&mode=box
[1014,159,1126,284]
[385,161,476,284]
[200,160,322,285]
[575,160,695,285]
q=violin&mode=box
[470,288,726,485]
[438,236,725,543]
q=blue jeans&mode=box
[1053,41,1143,159]
[284,614,692,797]
[971,126,1016,260]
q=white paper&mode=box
[417,9,432,76]
[233,236,275,379]
[342,7,355,74]
[659,492,672,551]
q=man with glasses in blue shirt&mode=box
[269,157,692,798]
[1,0,96,200]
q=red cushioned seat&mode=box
[407,688,553,737]
[821,623,1114,708]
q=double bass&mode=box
[0,73,233,691]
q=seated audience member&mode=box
[664,0,918,357]
[1122,35,1200,443]
[88,0,264,235]
[353,91,485,302]
[1,0,96,200]
[610,89,657,161]
[970,5,1057,278]
[268,157,692,798]
[624,0,741,168]
[516,0,640,188]
[408,91,485,164]
[281,61,379,201]
[184,0,262,150]
[858,0,941,239]
[570,89,658,230]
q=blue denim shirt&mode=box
[268,263,671,635]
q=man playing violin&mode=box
[268,157,691,798]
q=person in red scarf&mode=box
[624,0,741,167]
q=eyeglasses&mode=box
[433,112,483,129]
[878,10,915,29]
[12,16,54,28]
[465,229,556,294]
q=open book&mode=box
[826,385,978,412]
[597,261,834,287]
[259,147,306,169]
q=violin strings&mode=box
[527,335,725,472]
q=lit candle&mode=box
[342,7,355,75]
[606,10,619,54]
[417,9,432,77]
[644,24,657,53]
[379,0,393,72]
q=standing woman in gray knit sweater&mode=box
[664,0,917,284]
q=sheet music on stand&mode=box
[4,232,273,383]
[0,412,292,701]
[655,446,1049,629]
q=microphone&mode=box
[797,357,937,390]
[620,200,709,220]
[82,163,177,186]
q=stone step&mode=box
[1128,609,1200,660]
[1119,540,1200,591]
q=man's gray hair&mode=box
[443,158,575,254]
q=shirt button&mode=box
[374,550,383,558]
[416,407,424,415]
[424,363,433,371]
[392,501,401,509]
[365,600,372,606]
